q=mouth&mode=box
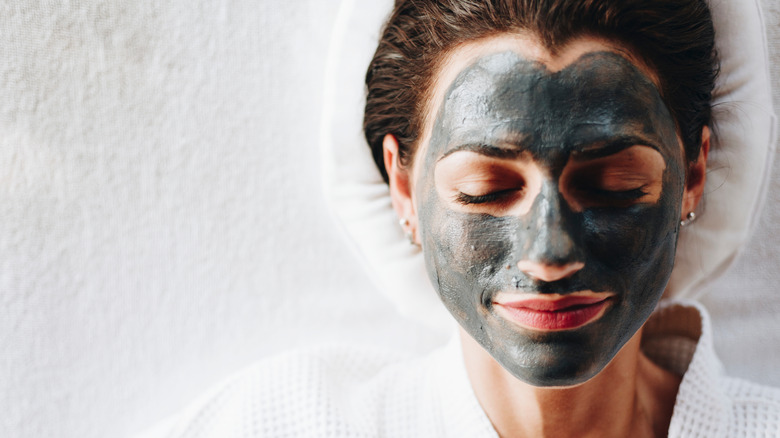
[492,292,614,331]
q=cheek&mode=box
[582,201,679,289]
[583,207,659,268]
[420,203,515,298]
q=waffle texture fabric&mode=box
[150,300,780,438]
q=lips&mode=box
[493,294,613,331]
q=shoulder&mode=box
[722,376,780,435]
[153,344,429,438]
[652,301,780,436]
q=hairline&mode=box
[408,32,671,185]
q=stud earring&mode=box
[399,218,417,245]
[680,211,697,227]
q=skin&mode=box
[420,48,681,386]
[385,35,708,437]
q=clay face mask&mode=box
[416,51,685,386]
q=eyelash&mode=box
[455,189,517,205]
[454,186,648,206]
[583,186,648,201]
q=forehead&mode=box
[417,35,678,166]
[437,51,672,156]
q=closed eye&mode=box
[560,145,665,211]
[573,185,650,206]
[592,187,648,200]
[435,150,542,216]
[455,188,522,205]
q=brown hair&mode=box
[363,0,718,182]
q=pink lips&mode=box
[493,294,613,331]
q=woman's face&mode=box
[391,35,693,386]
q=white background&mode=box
[2,1,780,437]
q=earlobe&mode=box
[681,126,710,219]
[383,134,420,244]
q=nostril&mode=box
[516,260,584,282]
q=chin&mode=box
[500,353,608,387]
[477,312,637,387]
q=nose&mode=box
[516,181,583,282]
[517,260,584,282]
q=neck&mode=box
[460,327,681,438]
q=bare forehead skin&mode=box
[413,33,661,182]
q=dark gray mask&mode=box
[416,51,684,386]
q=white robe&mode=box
[145,300,780,437]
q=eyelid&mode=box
[560,145,665,211]
[436,150,534,173]
[435,152,527,187]
[583,168,654,191]
[435,150,542,215]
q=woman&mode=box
[365,1,713,435]
[150,1,780,436]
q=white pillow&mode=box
[320,0,776,334]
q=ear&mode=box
[681,126,710,217]
[383,134,420,244]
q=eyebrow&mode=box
[569,135,662,161]
[438,135,662,162]
[438,143,524,161]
